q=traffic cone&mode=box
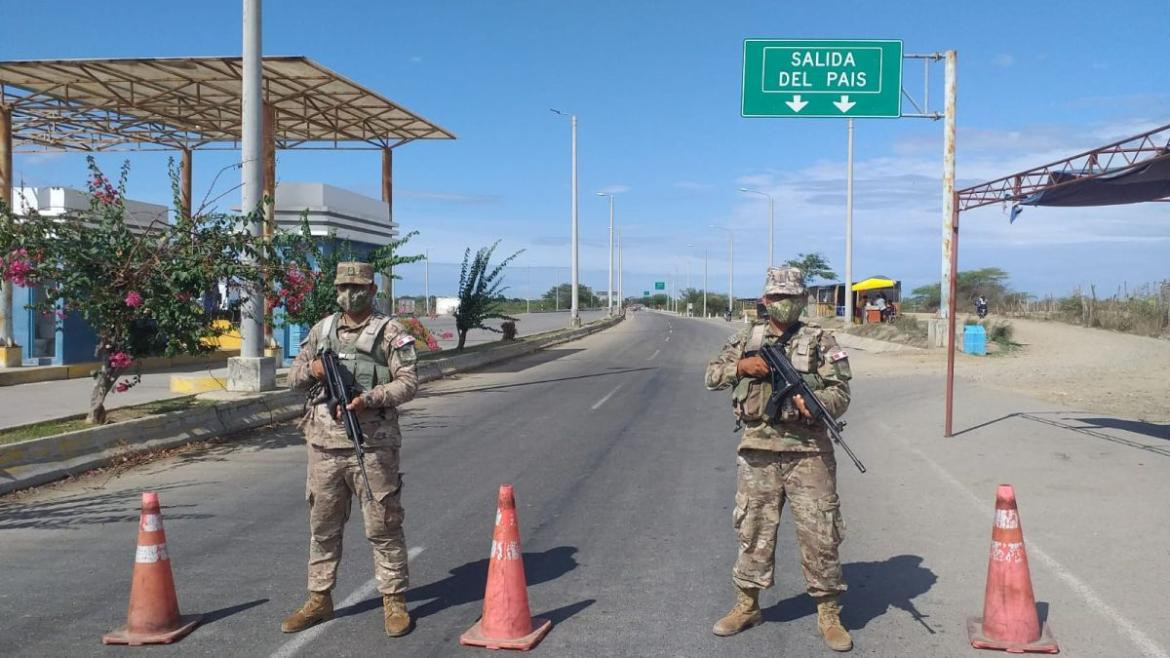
[102,492,201,645]
[460,484,552,651]
[967,485,1058,653]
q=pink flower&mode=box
[124,291,143,308]
[109,351,133,369]
[426,337,440,351]
[114,381,130,393]
[2,248,34,286]
[440,331,454,340]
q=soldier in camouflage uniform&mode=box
[281,262,420,637]
[705,266,854,652]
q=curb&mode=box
[0,315,622,496]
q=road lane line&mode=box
[665,336,671,342]
[270,546,425,658]
[892,428,1169,658]
[648,349,660,361]
[590,383,624,410]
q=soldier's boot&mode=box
[712,586,762,636]
[816,596,853,652]
[280,592,334,633]
[383,594,413,637]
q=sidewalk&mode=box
[1,309,612,431]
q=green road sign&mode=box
[643,290,650,297]
[654,281,666,290]
[742,39,903,118]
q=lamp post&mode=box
[710,225,734,319]
[595,191,616,316]
[550,109,580,326]
[739,187,775,267]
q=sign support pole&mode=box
[845,118,854,327]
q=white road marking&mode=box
[664,336,671,342]
[591,384,624,410]
[648,349,660,361]
[269,546,426,658]
[896,433,1169,658]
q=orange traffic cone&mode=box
[102,492,201,645]
[967,485,1058,653]
[460,484,552,651]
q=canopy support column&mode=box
[381,146,394,314]
[0,103,20,365]
[179,147,192,220]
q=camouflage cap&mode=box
[763,266,805,296]
[335,261,375,286]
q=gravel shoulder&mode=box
[853,315,1170,421]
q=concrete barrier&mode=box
[0,315,622,496]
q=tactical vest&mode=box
[316,313,393,392]
[731,322,822,424]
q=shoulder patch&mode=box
[829,349,849,363]
[392,334,416,349]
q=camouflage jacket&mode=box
[705,321,851,453]
[289,312,419,450]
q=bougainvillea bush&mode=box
[0,157,313,423]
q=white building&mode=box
[273,182,397,246]
[10,186,167,232]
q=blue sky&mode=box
[4,0,1168,299]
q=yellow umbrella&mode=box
[851,277,897,292]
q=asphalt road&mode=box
[2,310,1168,656]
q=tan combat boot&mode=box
[712,586,762,636]
[816,596,853,652]
[281,592,334,633]
[383,593,413,637]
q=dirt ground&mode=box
[853,315,1170,422]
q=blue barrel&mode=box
[963,324,987,356]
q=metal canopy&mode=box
[0,56,456,151]
[957,122,1170,210]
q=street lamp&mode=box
[595,191,616,316]
[550,109,580,327]
[709,225,734,319]
[739,187,775,267]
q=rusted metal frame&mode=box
[12,108,190,150]
[80,60,224,138]
[302,58,456,139]
[943,190,960,437]
[957,123,1170,210]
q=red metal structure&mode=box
[944,121,1170,436]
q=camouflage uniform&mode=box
[288,263,419,596]
[705,267,852,598]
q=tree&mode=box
[783,252,837,283]
[541,282,595,309]
[277,226,423,330]
[908,267,1013,312]
[678,287,729,316]
[0,157,310,424]
[453,241,524,350]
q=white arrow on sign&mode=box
[833,95,856,113]
[785,94,809,113]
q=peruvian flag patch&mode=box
[393,334,416,349]
[829,349,849,362]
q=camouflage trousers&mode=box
[732,449,846,598]
[305,444,409,595]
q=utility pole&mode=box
[228,0,274,391]
[596,191,616,315]
[617,228,623,313]
[550,109,579,326]
[844,118,855,327]
[940,51,958,320]
[424,250,430,316]
[703,247,708,318]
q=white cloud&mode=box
[596,184,630,194]
[673,181,712,191]
[409,56,424,63]
[993,53,1015,68]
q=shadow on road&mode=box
[201,598,270,626]
[418,368,657,398]
[333,546,580,621]
[536,598,596,625]
[0,480,211,530]
[764,554,938,633]
[474,349,586,374]
[952,412,1170,458]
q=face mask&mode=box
[766,299,805,324]
[337,287,373,314]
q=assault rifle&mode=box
[312,349,374,499]
[750,342,867,474]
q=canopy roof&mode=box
[0,56,456,151]
[851,277,898,292]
